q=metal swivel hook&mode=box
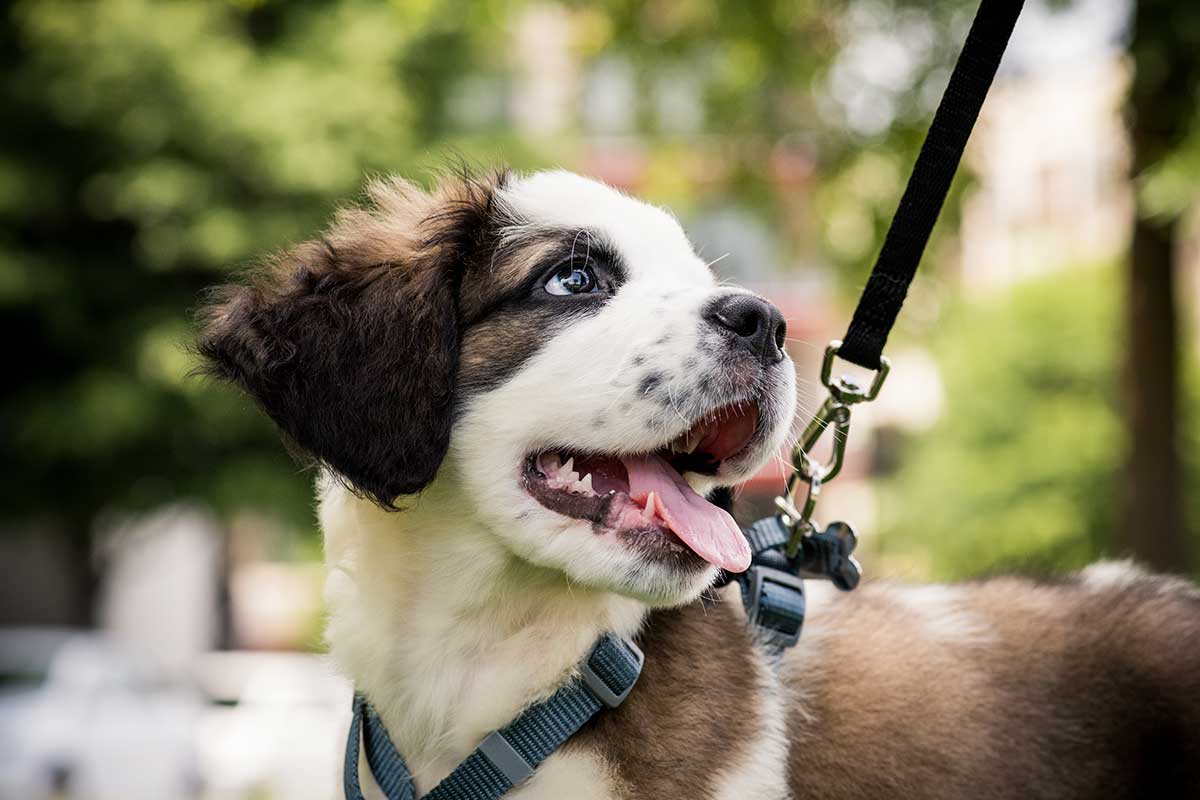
[774,341,890,559]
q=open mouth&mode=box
[522,402,759,573]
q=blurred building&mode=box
[961,58,1132,293]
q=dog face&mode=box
[200,169,796,605]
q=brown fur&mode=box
[570,596,766,798]
[455,231,619,396]
[458,306,570,395]
[565,569,1200,799]
[782,571,1200,798]
[198,170,628,503]
[197,171,515,506]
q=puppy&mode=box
[200,169,1200,799]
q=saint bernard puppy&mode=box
[199,169,1200,799]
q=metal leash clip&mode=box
[773,340,890,590]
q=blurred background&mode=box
[1,0,1197,797]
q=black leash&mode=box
[739,0,1026,648]
[839,0,1026,371]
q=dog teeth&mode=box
[559,457,577,484]
[641,491,658,524]
[533,455,600,498]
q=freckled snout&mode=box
[703,293,787,366]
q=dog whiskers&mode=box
[704,253,731,270]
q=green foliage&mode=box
[0,0,546,534]
[880,266,1200,579]
[598,0,971,282]
[9,0,935,537]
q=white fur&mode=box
[1080,559,1145,591]
[450,170,796,604]
[893,585,995,645]
[508,751,624,800]
[321,473,644,790]
[500,171,700,275]
[322,171,798,797]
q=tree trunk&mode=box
[1120,0,1197,573]
[1120,214,1186,571]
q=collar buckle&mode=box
[580,635,644,708]
[743,564,807,649]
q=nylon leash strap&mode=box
[839,0,1027,371]
[743,0,1026,643]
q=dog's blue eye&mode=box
[545,263,598,296]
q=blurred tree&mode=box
[605,0,1200,576]
[0,0,543,621]
[879,265,1199,579]
[597,0,969,289]
[1121,0,1200,572]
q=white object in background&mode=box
[97,505,222,679]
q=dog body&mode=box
[202,170,1200,799]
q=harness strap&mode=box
[346,693,417,800]
[743,515,791,554]
[736,517,806,650]
[838,0,1026,370]
[345,634,644,800]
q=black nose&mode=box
[703,293,787,365]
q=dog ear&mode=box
[197,173,506,507]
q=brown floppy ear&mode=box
[198,173,506,507]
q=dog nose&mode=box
[703,293,787,365]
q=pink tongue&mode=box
[622,454,752,573]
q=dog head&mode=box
[200,169,797,605]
